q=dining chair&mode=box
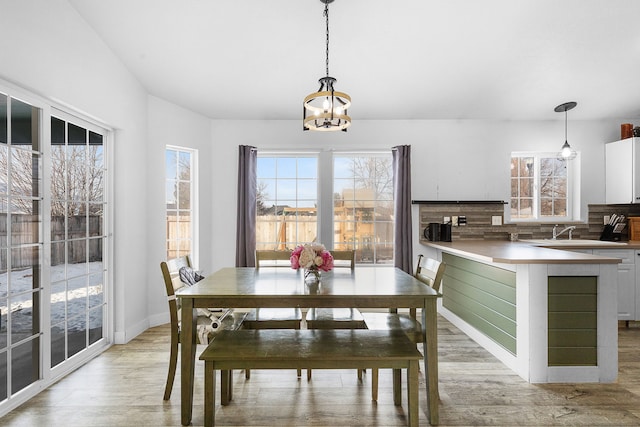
[243,249,304,378]
[305,249,366,380]
[160,256,246,400]
[362,254,446,401]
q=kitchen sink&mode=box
[521,239,625,246]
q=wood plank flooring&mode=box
[1,315,640,426]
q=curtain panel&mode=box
[392,145,413,274]
[235,145,257,267]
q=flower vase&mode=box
[304,268,321,285]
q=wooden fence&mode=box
[0,214,103,272]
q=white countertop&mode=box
[422,240,622,264]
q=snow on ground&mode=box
[0,262,104,335]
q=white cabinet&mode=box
[605,137,640,204]
[594,249,636,320]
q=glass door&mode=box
[49,113,107,368]
[0,94,43,399]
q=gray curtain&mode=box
[392,145,413,274]
[235,145,257,267]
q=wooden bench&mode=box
[200,329,422,427]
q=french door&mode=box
[0,87,110,409]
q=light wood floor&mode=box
[2,316,640,426]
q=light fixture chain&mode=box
[324,2,329,77]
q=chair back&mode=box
[255,250,292,268]
[160,255,193,338]
[331,249,355,270]
[415,254,446,293]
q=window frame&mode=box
[256,150,394,265]
[165,145,198,265]
[510,151,581,223]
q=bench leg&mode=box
[408,360,419,427]
[371,368,379,401]
[221,370,231,405]
[392,368,402,406]
[204,362,216,427]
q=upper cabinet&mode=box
[605,138,640,204]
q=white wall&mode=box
[0,0,149,343]
[207,118,627,282]
[146,96,213,326]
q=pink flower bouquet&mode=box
[290,243,334,282]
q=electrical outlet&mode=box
[443,216,451,223]
[491,215,502,226]
[451,215,458,226]
[604,215,610,225]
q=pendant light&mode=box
[555,101,577,160]
[303,0,351,132]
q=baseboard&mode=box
[114,317,149,344]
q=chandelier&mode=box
[303,0,351,132]
[555,101,577,160]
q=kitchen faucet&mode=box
[552,225,576,240]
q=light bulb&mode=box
[561,141,572,158]
[322,98,330,111]
[335,106,343,115]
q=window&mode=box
[510,152,578,221]
[165,147,195,260]
[256,151,394,265]
[256,155,318,250]
[333,154,394,264]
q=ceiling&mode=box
[69,0,640,121]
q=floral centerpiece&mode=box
[290,243,334,284]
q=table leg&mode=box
[181,298,197,426]
[423,298,439,425]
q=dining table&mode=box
[177,266,441,426]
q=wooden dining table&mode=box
[177,266,441,426]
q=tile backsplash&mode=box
[416,202,640,242]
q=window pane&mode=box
[165,150,177,179]
[89,306,103,345]
[178,151,190,180]
[333,154,393,265]
[554,199,567,216]
[178,182,190,209]
[12,338,39,394]
[10,149,40,197]
[276,158,296,178]
[297,157,317,179]
[520,198,533,217]
[257,157,276,178]
[297,179,317,200]
[276,179,297,200]
[165,148,194,260]
[256,155,318,250]
[519,178,533,198]
[11,99,40,151]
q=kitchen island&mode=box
[421,240,621,383]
